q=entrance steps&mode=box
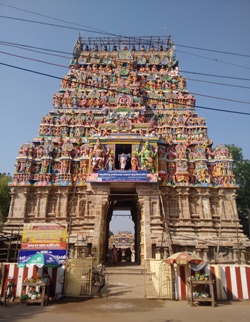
[103,263,146,298]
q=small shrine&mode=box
[4,35,250,264]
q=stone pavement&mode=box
[99,263,146,299]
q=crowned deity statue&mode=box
[131,152,139,170]
[139,140,158,173]
[91,139,108,172]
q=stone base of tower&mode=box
[3,183,250,264]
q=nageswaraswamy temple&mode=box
[4,36,250,264]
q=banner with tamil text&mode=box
[21,223,67,250]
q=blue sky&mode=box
[1,0,249,233]
[110,211,133,234]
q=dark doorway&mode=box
[105,187,141,265]
[115,144,132,170]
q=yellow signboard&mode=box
[21,223,67,250]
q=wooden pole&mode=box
[159,193,173,255]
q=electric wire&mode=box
[2,42,249,90]
[182,70,250,82]
[188,92,250,105]
[0,15,117,36]
[1,9,250,61]
[1,49,250,105]
[1,61,250,115]
[0,40,71,56]
[1,40,250,83]
[0,2,113,34]
[186,77,250,90]
[176,43,250,58]
[0,50,68,69]
[0,41,71,59]
[0,62,61,80]
[178,49,250,70]
[2,50,250,106]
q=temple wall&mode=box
[159,186,249,262]
[4,184,249,264]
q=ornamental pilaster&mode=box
[218,191,226,220]
[38,190,49,218]
[202,191,212,219]
[196,189,204,219]
[54,192,61,217]
[183,189,191,219]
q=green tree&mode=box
[0,173,11,222]
[226,144,250,236]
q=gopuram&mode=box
[4,36,250,264]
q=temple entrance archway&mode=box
[104,184,141,265]
[109,210,135,262]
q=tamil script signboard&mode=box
[87,170,149,182]
[98,170,148,182]
[21,223,67,250]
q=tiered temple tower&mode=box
[5,36,250,264]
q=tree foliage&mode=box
[226,144,250,236]
[0,173,11,221]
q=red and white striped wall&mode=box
[0,263,65,298]
[174,264,250,301]
[1,263,250,301]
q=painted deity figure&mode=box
[80,158,89,175]
[41,159,50,173]
[43,138,54,156]
[60,159,71,174]
[131,152,139,170]
[92,139,107,170]
[91,152,99,172]
[139,141,157,173]
[120,153,127,171]
[106,154,115,171]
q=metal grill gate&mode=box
[64,258,94,297]
[144,259,173,299]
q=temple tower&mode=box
[4,36,250,264]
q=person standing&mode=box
[112,245,118,264]
[125,247,132,262]
[42,268,51,296]
[117,248,122,262]
[96,260,106,298]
